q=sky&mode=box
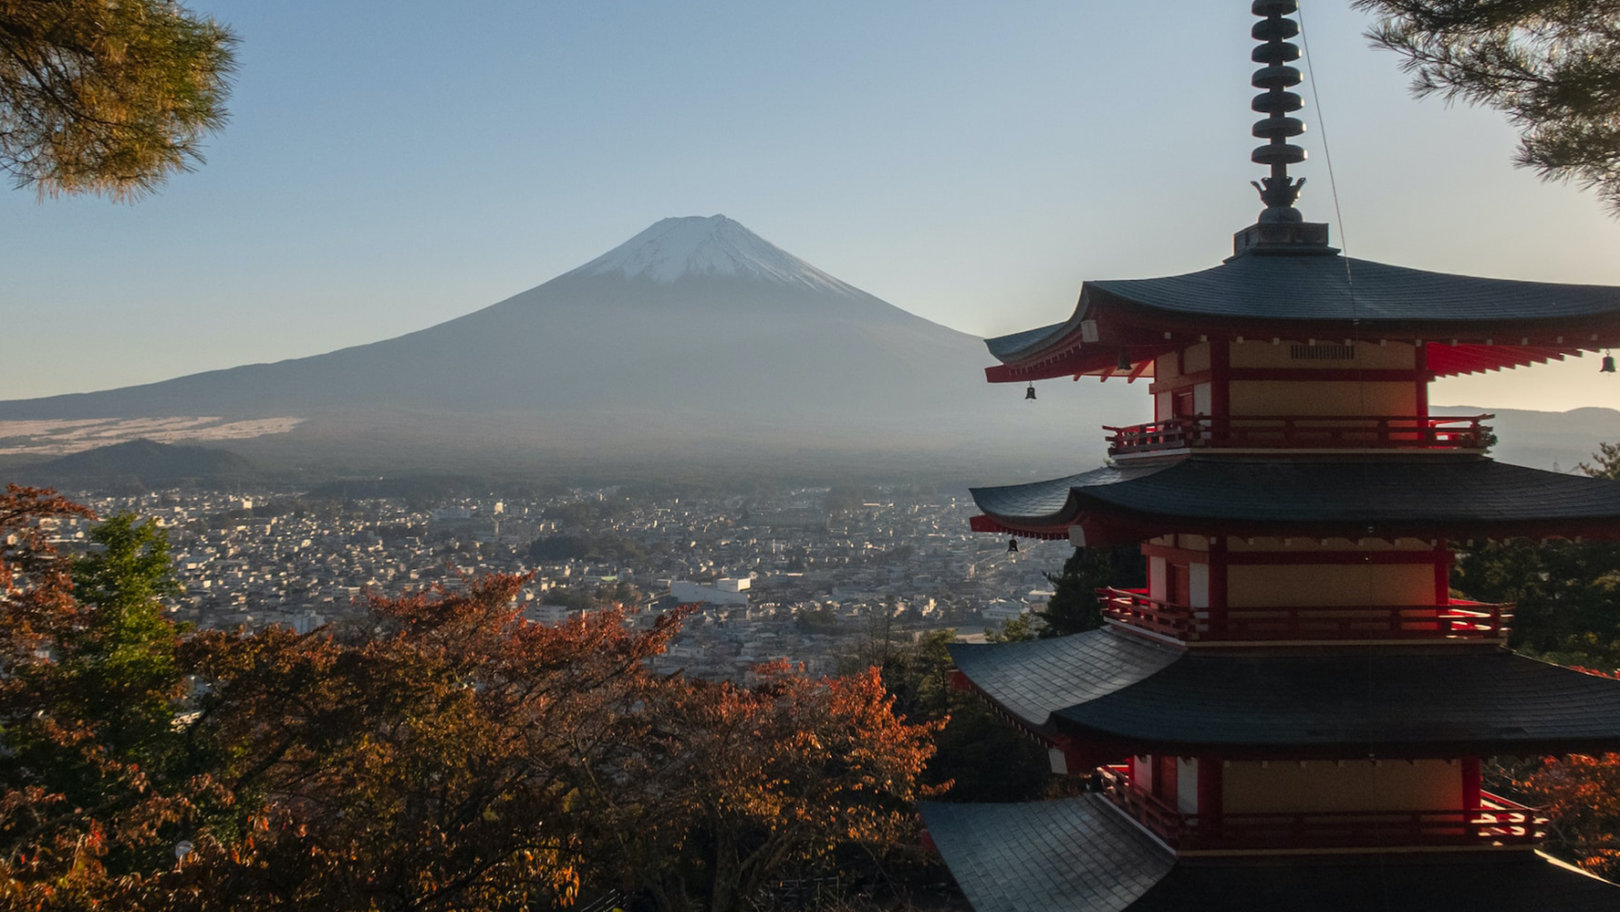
[6,0,1620,410]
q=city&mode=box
[45,483,1060,680]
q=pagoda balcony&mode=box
[1099,588,1512,643]
[1096,767,1545,853]
[1104,414,1493,457]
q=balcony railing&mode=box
[1099,588,1513,643]
[1104,414,1493,456]
[1097,767,1545,852]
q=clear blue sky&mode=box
[7,0,1620,409]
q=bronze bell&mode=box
[1117,349,1133,372]
[1025,383,1037,400]
[1007,538,1019,553]
[1604,353,1616,374]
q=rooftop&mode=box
[922,796,1620,912]
[950,630,1620,757]
[969,457,1620,543]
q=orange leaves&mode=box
[1513,668,1620,880]
[2,491,945,912]
[600,659,944,910]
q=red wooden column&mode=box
[1462,757,1483,809]
[1434,538,1452,606]
[1198,756,1223,840]
[1210,341,1231,441]
[1208,535,1229,639]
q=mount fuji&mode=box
[1,216,1140,476]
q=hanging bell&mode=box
[1025,383,1037,400]
[1007,538,1019,553]
[1603,352,1616,374]
[1117,349,1133,372]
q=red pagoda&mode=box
[921,3,1620,910]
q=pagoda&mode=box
[921,3,1620,910]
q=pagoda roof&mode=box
[950,630,1620,757]
[922,796,1620,912]
[986,254,1620,382]
[970,456,1620,543]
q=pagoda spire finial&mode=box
[1232,0,1335,256]
[1251,0,1307,224]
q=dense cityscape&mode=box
[47,484,1060,679]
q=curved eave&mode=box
[952,631,1620,758]
[984,256,1620,382]
[947,632,1182,740]
[924,797,1620,912]
[970,458,1620,545]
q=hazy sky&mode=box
[7,1,1620,410]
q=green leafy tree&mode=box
[0,0,237,199]
[983,613,1038,643]
[1037,548,1109,637]
[1354,0,1620,213]
[875,629,1049,803]
[0,493,222,909]
[1453,444,1620,667]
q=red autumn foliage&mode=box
[1513,666,1620,882]
[0,490,941,912]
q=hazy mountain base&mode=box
[218,406,1110,486]
[1433,406,1620,471]
[8,404,1618,493]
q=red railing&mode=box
[1105,414,1493,455]
[1097,767,1545,851]
[1099,588,1512,642]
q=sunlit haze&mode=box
[6,0,1620,411]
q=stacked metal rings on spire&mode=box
[1250,0,1307,221]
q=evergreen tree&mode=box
[1036,547,1109,637]
[1452,444,1620,668]
[0,0,236,199]
[66,513,187,766]
[1354,1,1620,214]
[1036,545,1143,638]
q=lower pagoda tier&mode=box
[921,797,1620,912]
[968,457,1620,544]
[950,631,1620,758]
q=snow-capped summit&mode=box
[565,215,858,295]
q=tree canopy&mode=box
[0,0,236,200]
[1354,1,1620,213]
[0,489,942,912]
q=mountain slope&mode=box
[0,215,1143,473]
[12,439,260,490]
[1,217,1000,419]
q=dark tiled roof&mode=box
[970,457,1620,539]
[967,463,1168,530]
[948,633,1180,734]
[1131,853,1620,912]
[986,255,1620,365]
[1094,255,1620,326]
[953,630,1620,755]
[924,798,1620,912]
[921,796,1172,912]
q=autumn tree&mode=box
[0,0,237,199]
[0,488,224,911]
[606,664,943,912]
[1516,747,1620,881]
[1354,1,1620,213]
[3,491,951,912]
[179,577,679,912]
